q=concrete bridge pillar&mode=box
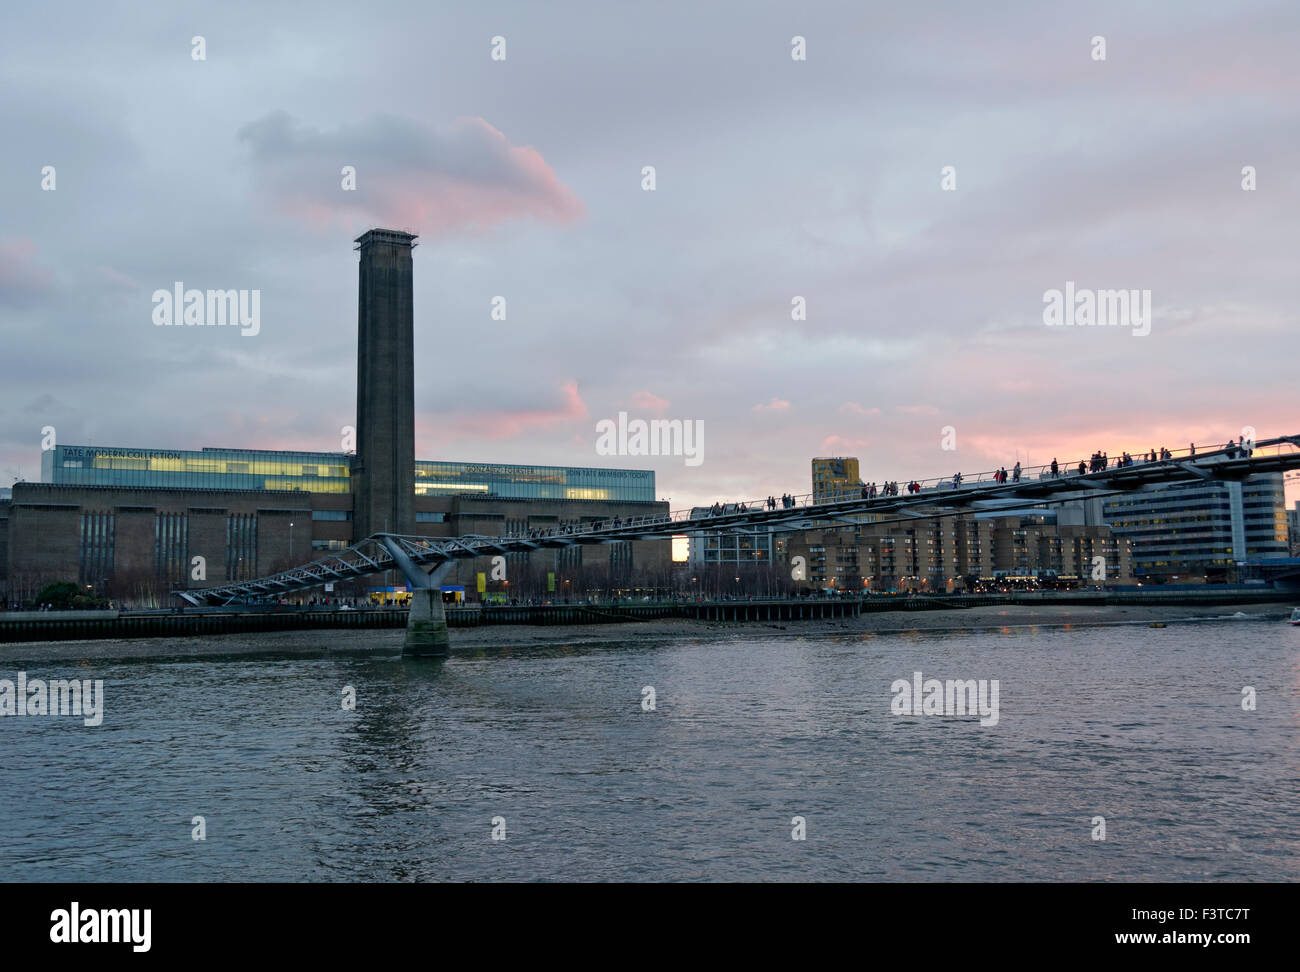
[405,587,450,657]
[377,536,454,658]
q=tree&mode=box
[33,580,82,610]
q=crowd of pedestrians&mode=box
[685,437,1263,521]
[1224,436,1254,459]
[506,510,678,540]
[991,462,1022,484]
[493,438,1263,542]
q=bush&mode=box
[33,581,82,610]
[31,582,110,610]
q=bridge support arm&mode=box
[378,536,454,657]
[1173,461,1215,481]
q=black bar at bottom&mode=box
[0,882,1282,958]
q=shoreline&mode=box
[1,600,1292,663]
[448,600,1293,646]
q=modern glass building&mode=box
[685,511,776,566]
[1103,473,1287,579]
[43,445,352,493]
[42,445,656,502]
[415,460,653,502]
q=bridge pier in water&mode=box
[378,537,455,658]
[405,587,451,657]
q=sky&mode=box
[2,0,1298,512]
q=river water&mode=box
[2,617,1296,881]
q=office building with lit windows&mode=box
[1101,473,1287,581]
[41,446,655,504]
[3,444,666,602]
[784,512,1130,593]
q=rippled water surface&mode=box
[2,619,1297,881]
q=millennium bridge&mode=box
[173,435,1300,655]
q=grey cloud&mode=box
[0,0,1296,509]
[237,109,584,229]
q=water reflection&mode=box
[0,620,1293,882]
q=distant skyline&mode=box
[3,0,1298,512]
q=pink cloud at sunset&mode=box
[840,402,881,417]
[820,434,871,454]
[239,112,585,235]
[422,380,589,443]
[898,418,1299,481]
[628,391,670,412]
[0,238,53,304]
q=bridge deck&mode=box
[175,436,1300,605]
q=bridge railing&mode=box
[498,437,1293,540]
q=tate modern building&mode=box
[1,230,670,603]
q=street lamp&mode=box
[289,521,295,560]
